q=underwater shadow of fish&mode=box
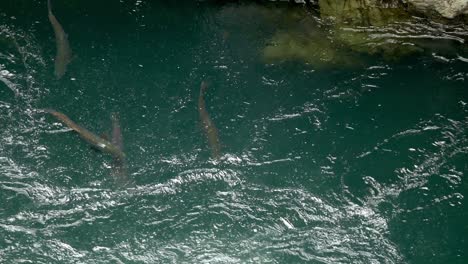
[47,0,72,79]
[198,81,221,160]
[41,109,125,160]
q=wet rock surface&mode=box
[404,0,468,19]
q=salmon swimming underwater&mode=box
[198,81,221,159]
[47,0,72,79]
[42,109,125,160]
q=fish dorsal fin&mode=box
[100,132,110,142]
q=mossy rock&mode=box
[319,0,411,26]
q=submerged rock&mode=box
[263,31,359,67]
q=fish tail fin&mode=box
[100,132,110,142]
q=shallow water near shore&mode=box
[1,1,467,263]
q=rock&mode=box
[403,0,468,19]
[260,0,466,66]
[318,0,410,26]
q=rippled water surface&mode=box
[1,1,467,263]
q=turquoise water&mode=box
[1,1,467,263]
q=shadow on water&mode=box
[0,1,467,263]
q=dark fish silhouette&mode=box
[47,0,72,79]
[198,81,221,159]
[43,109,125,160]
[110,112,130,186]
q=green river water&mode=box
[1,1,467,263]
